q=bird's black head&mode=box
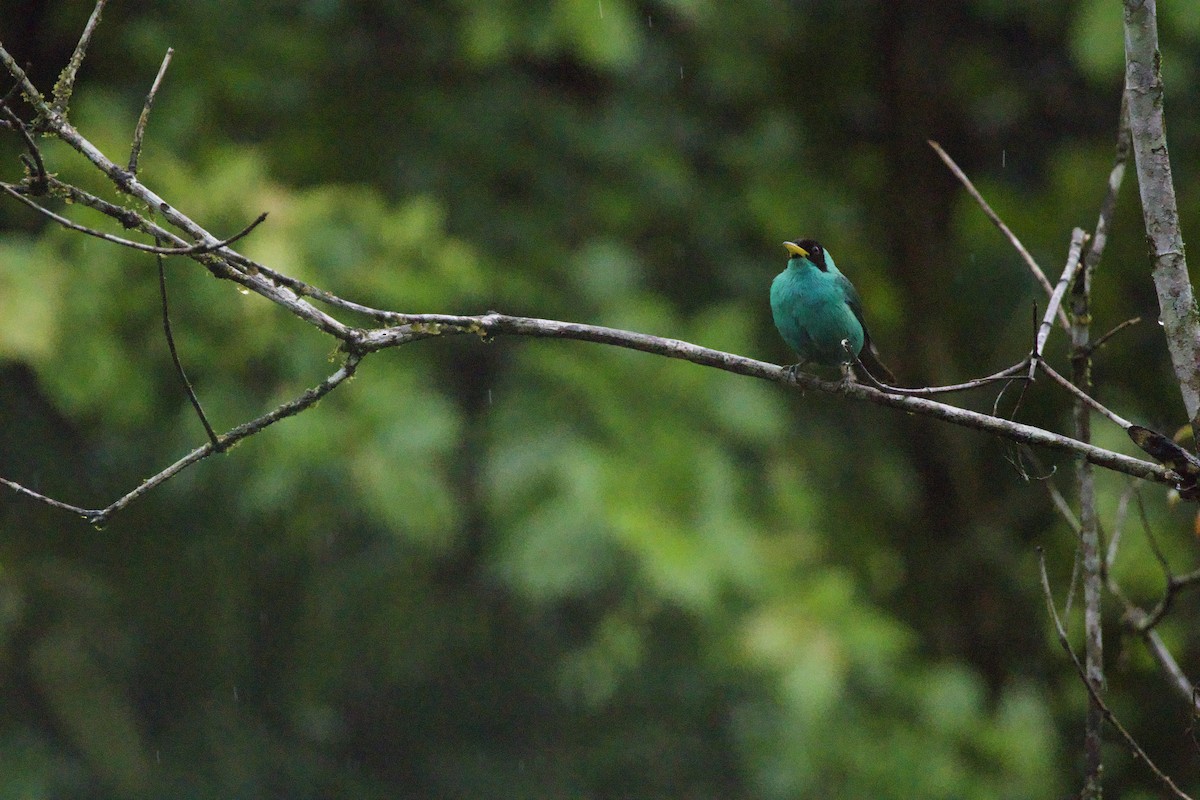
[784,238,828,271]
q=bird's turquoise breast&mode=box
[770,264,865,367]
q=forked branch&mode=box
[0,7,1189,525]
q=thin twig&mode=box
[0,47,51,120]
[1042,466,1081,535]
[1105,480,1137,573]
[1,184,267,254]
[1038,549,1195,800]
[363,313,1171,479]
[2,352,362,527]
[1085,317,1142,357]
[928,140,1070,330]
[0,76,21,107]
[1106,570,1200,711]
[1038,360,1132,429]
[945,328,1045,476]
[0,477,99,518]
[1139,629,1200,712]
[1025,446,1083,624]
[45,174,156,230]
[36,175,249,280]
[223,250,401,320]
[1136,566,1200,633]
[0,31,1187,521]
[51,0,107,114]
[0,316,1181,521]
[129,47,173,174]
[852,355,1031,396]
[1135,485,1172,578]
[1082,93,1130,276]
[1,43,352,339]
[993,307,1041,491]
[1123,485,1200,634]
[1030,228,1086,380]
[157,250,220,448]
[0,104,46,186]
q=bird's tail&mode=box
[856,338,898,386]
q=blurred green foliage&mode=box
[2,0,1200,796]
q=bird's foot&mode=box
[783,362,806,382]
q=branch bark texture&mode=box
[1071,226,1103,800]
[1123,0,1200,431]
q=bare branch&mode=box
[1030,228,1086,380]
[0,316,1182,521]
[45,174,154,230]
[2,352,362,527]
[0,183,267,255]
[1041,466,1081,536]
[0,104,46,187]
[1069,223,1104,799]
[34,175,263,280]
[52,0,107,114]
[1138,629,1200,712]
[1124,0,1200,431]
[853,354,1032,397]
[0,23,1189,524]
[0,46,52,120]
[928,140,1069,330]
[1038,549,1195,800]
[1136,567,1200,633]
[1121,485,1200,634]
[1082,94,1131,276]
[129,47,174,175]
[1104,482,1200,711]
[0,477,100,519]
[363,312,1175,479]
[1136,486,1173,579]
[1086,317,1142,357]
[1107,582,1200,712]
[1105,481,1137,573]
[158,251,220,448]
[177,212,268,253]
[1027,446,1082,624]
[1038,361,1133,429]
[222,251,401,321]
[0,41,352,338]
[1109,573,1200,712]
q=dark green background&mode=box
[2,0,1200,796]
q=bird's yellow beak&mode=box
[783,241,809,258]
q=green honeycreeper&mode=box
[770,239,895,383]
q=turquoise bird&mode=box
[770,239,895,383]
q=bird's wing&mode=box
[835,272,897,384]
[834,272,868,331]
